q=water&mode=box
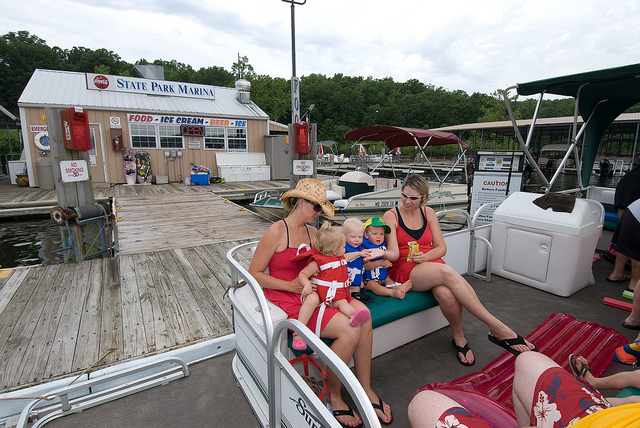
[0,218,63,269]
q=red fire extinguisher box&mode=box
[294,121,309,154]
[60,107,92,151]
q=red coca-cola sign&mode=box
[93,75,109,89]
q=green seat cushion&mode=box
[288,290,439,356]
[616,387,640,398]
[364,290,439,329]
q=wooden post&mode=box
[46,107,94,208]
[46,107,96,261]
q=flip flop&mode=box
[452,339,475,366]
[568,354,591,377]
[488,332,538,356]
[332,407,363,428]
[607,274,632,283]
[291,334,307,351]
[371,396,393,425]
[622,321,640,330]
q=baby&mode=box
[293,222,371,351]
[362,216,413,299]
[343,218,374,303]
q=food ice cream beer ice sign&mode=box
[59,160,89,183]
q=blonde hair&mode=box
[314,222,346,256]
[342,217,364,234]
[402,174,430,206]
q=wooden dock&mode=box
[0,177,280,393]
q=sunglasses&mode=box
[307,200,324,212]
[401,191,423,201]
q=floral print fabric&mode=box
[530,368,610,428]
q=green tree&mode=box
[0,31,65,109]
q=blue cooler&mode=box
[191,173,210,185]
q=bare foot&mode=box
[389,288,406,299]
[573,355,594,382]
[397,279,413,293]
[453,336,475,365]
[332,404,362,427]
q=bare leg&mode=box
[410,262,534,353]
[624,279,640,330]
[432,285,474,365]
[331,298,355,318]
[408,390,467,428]
[298,292,320,326]
[608,252,631,282]
[631,260,640,291]
[575,355,640,390]
[512,352,561,427]
[321,299,392,425]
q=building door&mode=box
[89,123,108,183]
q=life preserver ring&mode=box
[34,131,50,151]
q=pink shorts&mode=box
[529,367,610,427]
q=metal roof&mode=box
[0,104,19,128]
[433,112,640,132]
[17,69,269,120]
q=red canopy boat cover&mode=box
[344,125,468,149]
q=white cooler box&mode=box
[490,192,603,297]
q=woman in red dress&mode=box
[382,174,537,366]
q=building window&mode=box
[159,125,183,149]
[205,126,225,150]
[130,123,157,148]
[227,127,247,150]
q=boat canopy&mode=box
[344,124,469,183]
[506,63,640,189]
[344,125,468,149]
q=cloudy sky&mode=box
[2,0,639,96]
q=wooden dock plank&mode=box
[155,251,214,341]
[99,257,123,365]
[188,246,234,325]
[43,260,92,379]
[171,248,231,337]
[71,258,105,372]
[17,263,75,386]
[0,266,49,390]
[0,268,30,315]
[132,253,172,353]
[119,255,147,359]
[146,252,188,347]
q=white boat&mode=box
[250,125,471,225]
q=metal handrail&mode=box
[16,357,188,428]
[226,242,381,428]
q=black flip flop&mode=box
[488,332,537,356]
[371,396,393,425]
[606,275,632,283]
[622,321,640,330]
[452,339,475,366]
[333,407,363,428]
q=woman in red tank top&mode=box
[249,179,393,426]
[382,174,537,366]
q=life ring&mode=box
[34,131,50,151]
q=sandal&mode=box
[371,395,393,425]
[452,339,475,366]
[488,332,538,356]
[332,407,363,428]
[292,333,307,351]
[568,354,591,377]
[349,308,371,327]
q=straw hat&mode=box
[281,178,334,218]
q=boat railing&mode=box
[437,208,493,282]
[226,242,381,428]
[253,189,281,203]
[15,357,189,428]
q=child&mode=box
[343,218,374,303]
[363,216,413,299]
[293,222,372,351]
